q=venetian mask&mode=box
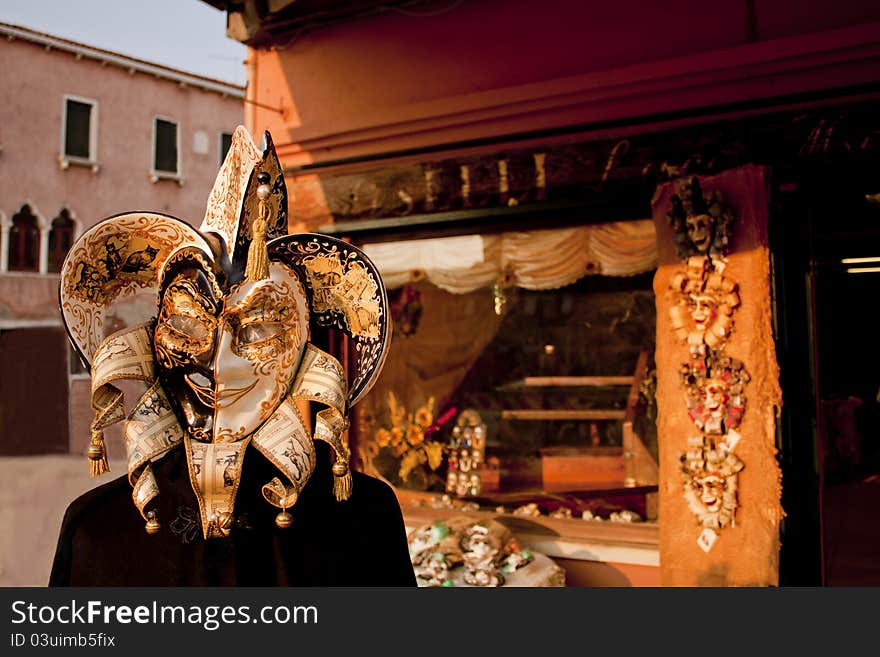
[689,293,717,331]
[683,468,739,530]
[60,127,391,539]
[686,213,714,252]
[703,379,728,415]
[213,262,308,442]
[681,436,744,531]
[154,250,309,443]
[690,473,726,514]
[154,250,225,440]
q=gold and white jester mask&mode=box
[58,126,391,539]
[154,248,310,444]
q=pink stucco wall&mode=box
[0,29,244,458]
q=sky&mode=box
[0,0,248,85]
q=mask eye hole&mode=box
[167,313,211,342]
[237,321,284,345]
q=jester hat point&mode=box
[59,126,391,538]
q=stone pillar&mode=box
[38,225,50,274]
[0,212,9,272]
[652,164,783,586]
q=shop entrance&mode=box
[777,161,880,586]
[811,180,880,586]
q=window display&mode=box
[355,244,659,524]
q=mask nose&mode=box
[212,323,256,408]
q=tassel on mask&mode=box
[332,458,352,502]
[87,425,109,476]
[245,171,271,282]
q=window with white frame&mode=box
[219,131,233,167]
[61,95,97,163]
[152,117,179,176]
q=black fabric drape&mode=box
[49,442,417,586]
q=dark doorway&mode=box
[807,167,880,586]
[775,159,880,586]
[0,327,70,455]
[811,178,880,586]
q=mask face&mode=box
[686,213,713,252]
[154,253,309,443]
[154,254,224,440]
[689,473,728,518]
[213,262,309,442]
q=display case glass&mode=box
[354,267,659,524]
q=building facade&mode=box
[204,0,880,586]
[0,22,246,584]
[0,22,244,457]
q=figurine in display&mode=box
[445,409,487,497]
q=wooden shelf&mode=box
[395,489,659,548]
[501,409,626,421]
[497,375,634,390]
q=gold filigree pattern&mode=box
[154,279,219,371]
[60,213,210,361]
[200,126,262,256]
[213,263,309,443]
[303,254,379,339]
[267,235,390,406]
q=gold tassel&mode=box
[333,469,352,502]
[87,426,109,477]
[331,456,352,501]
[245,172,272,281]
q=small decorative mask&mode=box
[680,435,744,535]
[667,177,734,260]
[680,351,749,436]
[668,255,740,357]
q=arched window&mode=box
[49,209,76,273]
[8,205,40,272]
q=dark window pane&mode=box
[49,209,75,273]
[64,100,92,159]
[9,205,39,272]
[154,119,178,173]
[220,132,233,166]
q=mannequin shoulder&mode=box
[351,470,399,500]
[58,473,133,531]
[346,470,407,517]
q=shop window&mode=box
[355,224,659,523]
[62,96,96,162]
[48,209,75,273]
[8,204,40,272]
[152,117,179,176]
[219,131,233,167]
